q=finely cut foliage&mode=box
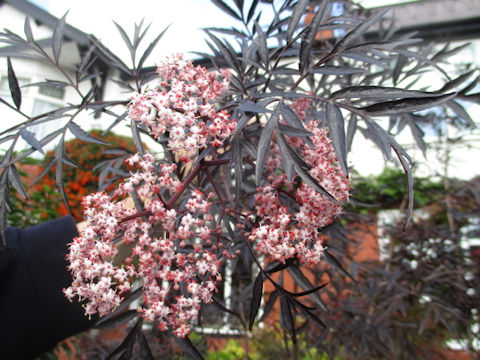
[1,0,478,358]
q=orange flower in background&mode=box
[11,131,138,225]
[51,131,139,220]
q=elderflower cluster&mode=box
[65,154,222,338]
[249,100,350,265]
[65,54,351,338]
[128,53,236,162]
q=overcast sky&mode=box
[26,0,420,65]
[35,0,241,65]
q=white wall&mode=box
[0,3,53,41]
[0,3,134,155]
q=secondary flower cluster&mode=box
[128,53,236,162]
[64,154,222,338]
[249,100,350,265]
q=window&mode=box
[38,84,65,99]
[29,82,66,140]
[31,98,59,117]
[30,99,62,140]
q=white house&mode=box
[0,0,133,154]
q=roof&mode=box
[0,0,91,46]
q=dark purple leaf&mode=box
[22,80,69,88]
[405,115,426,155]
[460,92,480,104]
[211,0,242,20]
[299,0,328,74]
[346,114,357,153]
[393,54,408,85]
[130,118,146,155]
[447,99,474,126]
[389,136,412,164]
[294,301,326,328]
[176,335,205,360]
[78,72,103,83]
[280,295,296,344]
[259,290,280,322]
[271,67,299,75]
[459,75,479,96]
[419,305,433,335]
[278,123,313,138]
[62,152,81,169]
[310,66,366,76]
[280,103,308,132]
[341,51,387,68]
[299,28,312,74]
[204,31,240,72]
[397,48,449,78]
[95,309,139,329]
[432,42,470,62]
[239,100,270,114]
[364,120,391,160]
[323,250,355,281]
[24,17,34,42]
[254,21,268,66]
[439,70,475,93]
[391,142,414,230]
[266,258,295,274]
[88,35,131,75]
[292,283,328,298]
[249,271,264,330]
[102,112,128,135]
[8,165,27,200]
[287,0,309,42]
[326,103,348,177]
[113,21,133,52]
[7,57,21,110]
[331,8,389,54]
[137,330,154,360]
[31,156,55,186]
[77,44,97,78]
[55,140,72,216]
[0,171,8,247]
[133,19,147,48]
[68,122,109,145]
[246,0,259,23]
[138,24,170,69]
[233,140,243,207]
[52,12,67,62]
[332,86,437,100]
[20,128,44,155]
[255,113,278,185]
[106,319,140,360]
[232,114,250,138]
[233,0,244,17]
[347,38,421,52]
[295,163,338,204]
[277,133,337,202]
[361,93,456,116]
[287,266,328,311]
[277,132,295,181]
[212,296,244,326]
[204,27,247,37]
